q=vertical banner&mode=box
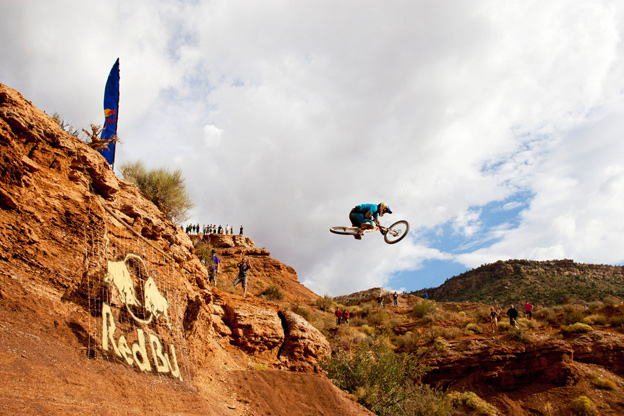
[98,58,120,166]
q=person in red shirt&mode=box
[524,301,534,319]
[335,308,343,325]
[343,310,350,325]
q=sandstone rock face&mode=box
[279,310,331,371]
[568,331,624,373]
[0,82,333,410]
[423,336,576,391]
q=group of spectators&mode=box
[335,308,350,325]
[490,301,534,332]
[203,249,251,298]
[185,223,244,236]
[376,292,401,308]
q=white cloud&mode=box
[3,0,624,295]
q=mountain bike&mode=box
[329,220,410,244]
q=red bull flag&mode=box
[98,58,120,166]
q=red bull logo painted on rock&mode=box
[101,253,182,381]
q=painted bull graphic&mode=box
[104,253,172,329]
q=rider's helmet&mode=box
[379,202,392,214]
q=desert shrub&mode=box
[464,323,482,334]
[292,304,311,321]
[440,326,464,340]
[193,240,213,265]
[498,321,511,331]
[360,324,376,337]
[589,373,616,390]
[448,391,498,416]
[534,307,558,325]
[413,300,438,318]
[608,315,624,327]
[366,309,390,327]
[51,112,81,138]
[518,318,537,330]
[260,284,284,301]
[120,160,193,223]
[475,307,492,322]
[562,304,587,325]
[396,331,421,352]
[360,302,375,317]
[320,340,453,415]
[346,316,365,327]
[315,295,334,312]
[569,395,597,416]
[582,314,607,326]
[420,313,440,324]
[587,301,604,313]
[561,323,593,334]
[250,362,269,371]
[507,328,529,342]
[432,337,450,353]
[602,295,621,307]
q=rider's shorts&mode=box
[349,209,373,227]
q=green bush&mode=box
[534,307,558,325]
[448,391,498,416]
[413,300,438,318]
[260,284,284,301]
[292,304,311,321]
[464,323,481,334]
[561,323,593,334]
[562,304,587,325]
[609,315,624,327]
[602,295,621,307]
[315,295,334,312]
[120,160,194,223]
[320,340,453,415]
[582,314,607,326]
[589,373,616,390]
[569,395,597,416]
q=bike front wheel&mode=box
[384,220,410,244]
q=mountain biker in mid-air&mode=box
[349,202,392,239]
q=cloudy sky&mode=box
[3,1,624,296]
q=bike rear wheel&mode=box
[384,220,409,244]
[330,226,360,236]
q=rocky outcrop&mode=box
[279,311,331,371]
[0,82,330,382]
[423,336,576,390]
[567,331,624,374]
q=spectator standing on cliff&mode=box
[377,294,384,308]
[506,304,519,329]
[240,225,244,235]
[343,310,350,325]
[209,250,220,286]
[393,292,399,307]
[232,256,251,298]
[524,301,534,319]
[335,308,343,325]
[490,307,499,333]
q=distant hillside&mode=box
[412,259,624,306]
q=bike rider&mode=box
[349,202,392,239]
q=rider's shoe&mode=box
[354,233,362,240]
